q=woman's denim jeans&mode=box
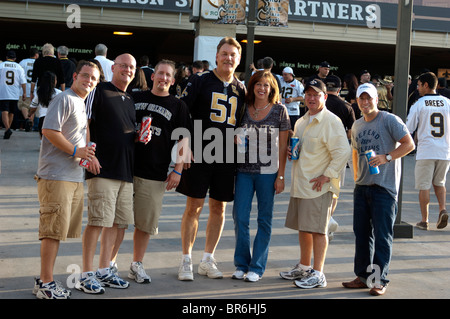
[353,184,397,285]
[232,172,277,277]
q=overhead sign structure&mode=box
[9,0,450,33]
[214,0,289,27]
[256,0,289,27]
[216,0,246,25]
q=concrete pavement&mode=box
[0,129,449,301]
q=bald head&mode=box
[111,53,137,90]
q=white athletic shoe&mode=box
[198,256,223,279]
[178,256,194,281]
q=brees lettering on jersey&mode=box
[424,99,445,107]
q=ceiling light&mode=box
[241,39,262,44]
[114,31,133,36]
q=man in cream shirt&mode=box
[281,79,351,289]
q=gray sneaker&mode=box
[36,281,71,299]
[294,269,327,289]
[128,261,151,284]
[279,264,311,280]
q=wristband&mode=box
[71,146,77,157]
[173,169,182,176]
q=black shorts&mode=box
[0,100,18,113]
[176,163,236,202]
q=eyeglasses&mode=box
[78,73,99,82]
[115,63,136,71]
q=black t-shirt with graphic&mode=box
[132,90,193,181]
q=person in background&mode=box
[406,72,450,230]
[28,71,61,138]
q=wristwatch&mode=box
[386,154,392,162]
[278,176,284,180]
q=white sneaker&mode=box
[128,261,151,284]
[198,256,223,279]
[178,257,194,281]
[245,271,261,282]
[231,270,246,280]
[294,269,327,289]
[279,263,311,280]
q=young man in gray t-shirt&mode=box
[35,61,99,299]
[344,83,414,296]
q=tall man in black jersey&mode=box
[177,37,246,281]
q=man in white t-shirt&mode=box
[19,48,39,131]
[277,67,304,129]
[94,43,114,81]
[406,71,450,230]
[0,50,26,139]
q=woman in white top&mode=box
[29,71,61,138]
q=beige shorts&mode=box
[18,97,31,111]
[37,178,84,241]
[415,159,450,190]
[133,176,166,235]
[285,192,333,234]
[87,177,134,228]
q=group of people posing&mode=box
[30,36,449,299]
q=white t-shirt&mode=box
[406,93,450,160]
[19,58,36,97]
[0,60,27,100]
[94,55,114,82]
[277,75,304,116]
[30,88,62,118]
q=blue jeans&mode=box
[232,172,277,277]
[353,185,398,285]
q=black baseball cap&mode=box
[319,61,330,68]
[6,50,16,59]
[305,79,327,94]
[324,75,341,89]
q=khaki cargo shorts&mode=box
[37,178,84,241]
[285,192,333,235]
[133,176,166,235]
[86,177,134,228]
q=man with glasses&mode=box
[76,54,137,295]
[343,83,414,296]
[34,60,100,299]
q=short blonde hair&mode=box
[42,43,54,56]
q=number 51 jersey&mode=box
[179,70,246,164]
[406,93,450,160]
